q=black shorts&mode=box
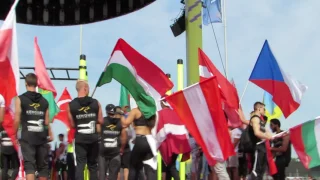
[56,160,67,172]
[0,152,20,169]
[121,151,130,169]
[20,140,48,177]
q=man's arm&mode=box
[238,108,249,125]
[97,102,103,125]
[251,117,272,140]
[14,97,21,133]
[45,109,53,142]
[121,108,138,128]
[271,135,290,152]
[0,95,5,125]
[67,105,75,128]
[55,143,65,161]
[96,124,101,133]
[120,128,128,154]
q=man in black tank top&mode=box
[13,73,53,180]
[248,102,273,180]
[270,119,291,180]
[0,127,20,180]
[98,105,127,180]
[67,80,103,180]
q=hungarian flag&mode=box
[290,117,320,169]
[156,108,191,165]
[198,48,239,109]
[164,76,235,165]
[96,38,173,118]
[0,0,20,107]
[54,87,72,128]
[119,85,131,112]
[34,37,60,122]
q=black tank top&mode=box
[272,131,291,159]
[100,117,122,157]
[69,97,99,144]
[1,130,15,154]
[134,115,148,126]
[19,91,48,145]
[248,115,266,149]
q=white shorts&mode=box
[227,154,239,168]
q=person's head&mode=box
[58,134,64,141]
[253,102,265,115]
[76,80,89,96]
[105,104,115,117]
[114,106,124,118]
[25,73,38,90]
[270,119,281,133]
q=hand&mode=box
[265,132,273,140]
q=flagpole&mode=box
[239,81,249,104]
[222,0,228,79]
[80,25,83,55]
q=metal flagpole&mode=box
[80,25,83,55]
[222,0,228,79]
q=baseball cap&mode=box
[106,104,115,114]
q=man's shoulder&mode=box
[0,94,4,107]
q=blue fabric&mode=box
[249,40,284,82]
[203,0,222,25]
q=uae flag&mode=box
[290,117,320,169]
[34,37,60,122]
[164,76,235,165]
[96,38,173,118]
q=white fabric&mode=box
[59,142,68,161]
[109,51,161,111]
[213,161,230,180]
[0,94,4,107]
[199,65,213,78]
[183,83,224,161]
[280,67,307,104]
[231,128,242,152]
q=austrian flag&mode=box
[165,77,235,165]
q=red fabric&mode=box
[3,109,18,151]
[0,29,17,107]
[265,141,277,175]
[290,124,310,169]
[54,87,72,128]
[34,37,57,97]
[157,108,191,165]
[68,128,76,143]
[165,77,234,166]
[198,48,239,109]
[250,80,300,118]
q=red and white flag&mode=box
[165,77,235,165]
[156,108,191,165]
[198,49,241,127]
[0,0,20,107]
[198,48,239,109]
[54,87,72,128]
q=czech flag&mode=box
[249,40,307,118]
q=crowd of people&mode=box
[0,73,293,180]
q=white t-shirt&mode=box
[231,128,242,152]
[0,94,5,108]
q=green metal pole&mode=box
[186,0,202,86]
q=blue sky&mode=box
[1,0,319,151]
